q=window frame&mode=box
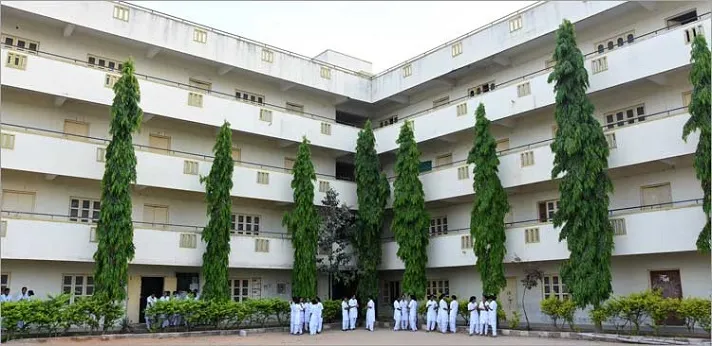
[62,274,95,302]
[229,278,252,302]
[231,213,261,236]
[428,216,448,237]
[537,199,559,223]
[69,197,101,223]
[542,274,569,300]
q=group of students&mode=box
[340,295,377,332]
[289,296,324,335]
[396,294,497,337]
[0,287,34,302]
[145,289,200,329]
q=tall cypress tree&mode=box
[354,120,390,304]
[199,121,234,302]
[468,103,509,296]
[548,20,614,308]
[682,34,711,253]
[93,59,142,302]
[283,137,319,297]
[392,121,430,299]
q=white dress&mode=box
[400,300,409,329]
[366,299,376,331]
[392,300,401,330]
[488,300,498,336]
[426,300,437,331]
[467,302,478,335]
[437,299,448,333]
[448,300,459,333]
[348,298,358,330]
[341,300,350,330]
[408,299,418,331]
[479,301,489,335]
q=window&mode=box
[1,34,39,54]
[451,42,463,57]
[641,183,672,209]
[69,198,101,223]
[96,147,106,162]
[419,160,433,173]
[231,214,261,235]
[684,25,705,44]
[456,103,468,116]
[457,166,469,180]
[666,9,698,28]
[496,138,510,152]
[143,204,169,228]
[320,66,331,79]
[104,74,120,89]
[276,283,287,295]
[682,91,692,107]
[426,280,450,296]
[87,55,123,71]
[261,49,274,63]
[113,5,129,21]
[594,30,635,54]
[537,200,559,223]
[321,122,332,135]
[1,133,16,149]
[1,274,8,292]
[524,227,540,244]
[148,133,171,154]
[235,90,264,105]
[259,109,273,122]
[231,145,241,162]
[605,133,617,149]
[193,28,207,44]
[230,279,251,301]
[435,153,453,168]
[254,238,270,252]
[604,104,645,129]
[2,190,36,213]
[285,102,304,114]
[610,218,626,236]
[257,171,269,184]
[517,82,531,97]
[381,281,401,306]
[188,92,203,107]
[468,81,496,97]
[179,233,197,248]
[284,157,296,170]
[460,235,472,250]
[509,16,523,32]
[318,181,330,192]
[592,56,608,74]
[183,160,199,175]
[520,151,535,167]
[403,64,413,77]
[429,216,448,237]
[542,274,569,300]
[63,120,89,139]
[62,275,94,302]
[379,115,398,128]
[5,52,27,70]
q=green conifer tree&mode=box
[283,137,319,297]
[683,34,711,253]
[548,20,614,308]
[354,120,390,304]
[468,103,509,296]
[93,59,143,302]
[199,121,234,301]
[392,121,430,299]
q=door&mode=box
[139,277,164,324]
[176,272,200,293]
[126,275,141,323]
[500,277,519,318]
[650,270,683,325]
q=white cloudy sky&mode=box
[127,1,535,72]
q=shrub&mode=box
[540,297,576,331]
[678,297,711,333]
[321,300,341,323]
[509,310,521,329]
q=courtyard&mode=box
[7,329,634,345]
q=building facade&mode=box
[0,0,710,325]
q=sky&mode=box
[127,1,535,73]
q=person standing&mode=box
[426,295,437,332]
[348,295,358,330]
[437,294,448,333]
[145,293,157,329]
[316,297,324,333]
[341,297,350,331]
[304,298,312,333]
[295,297,305,335]
[487,296,498,337]
[467,296,478,336]
[408,294,418,331]
[479,295,489,335]
[399,295,408,330]
[365,297,376,331]
[289,298,295,335]
[448,295,459,333]
[392,298,401,331]
[1,288,12,302]
[309,298,320,335]
[16,287,29,301]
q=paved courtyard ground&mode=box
[8,329,632,345]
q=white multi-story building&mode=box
[1,1,710,326]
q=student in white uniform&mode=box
[399,296,408,330]
[365,297,376,331]
[478,295,489,335]
[293,297,304,335]
[487,296,498,337]
[289,299,295,335]
[467,296,478,336]
[16,287,29,301]
[316,297,324,333]
[426,295,437,332]
[159,291,171,329]
[308,298,320,335]
[392,298,401,331]
[448,295,459,333]
[348,295,359,330]
[1,288,12,302]
[341,297,350,331]
[437,294,448,333]
[145,293,157,329]
[408,294,418,331]
[304,299,312,333]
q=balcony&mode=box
[0,126,358,207]
[0,212,294,269]
[1,1,372,102]
[373,18,711,153]
[380,199,704,270]
[0,47,360,153]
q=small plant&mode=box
[509,311,521,329]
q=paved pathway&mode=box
[8,328,631,345]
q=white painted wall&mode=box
[314,50,372,74]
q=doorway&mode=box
[650,270,683,325]
[176,272,200,293]
[139,277,164,324]
[500,277,519,318]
